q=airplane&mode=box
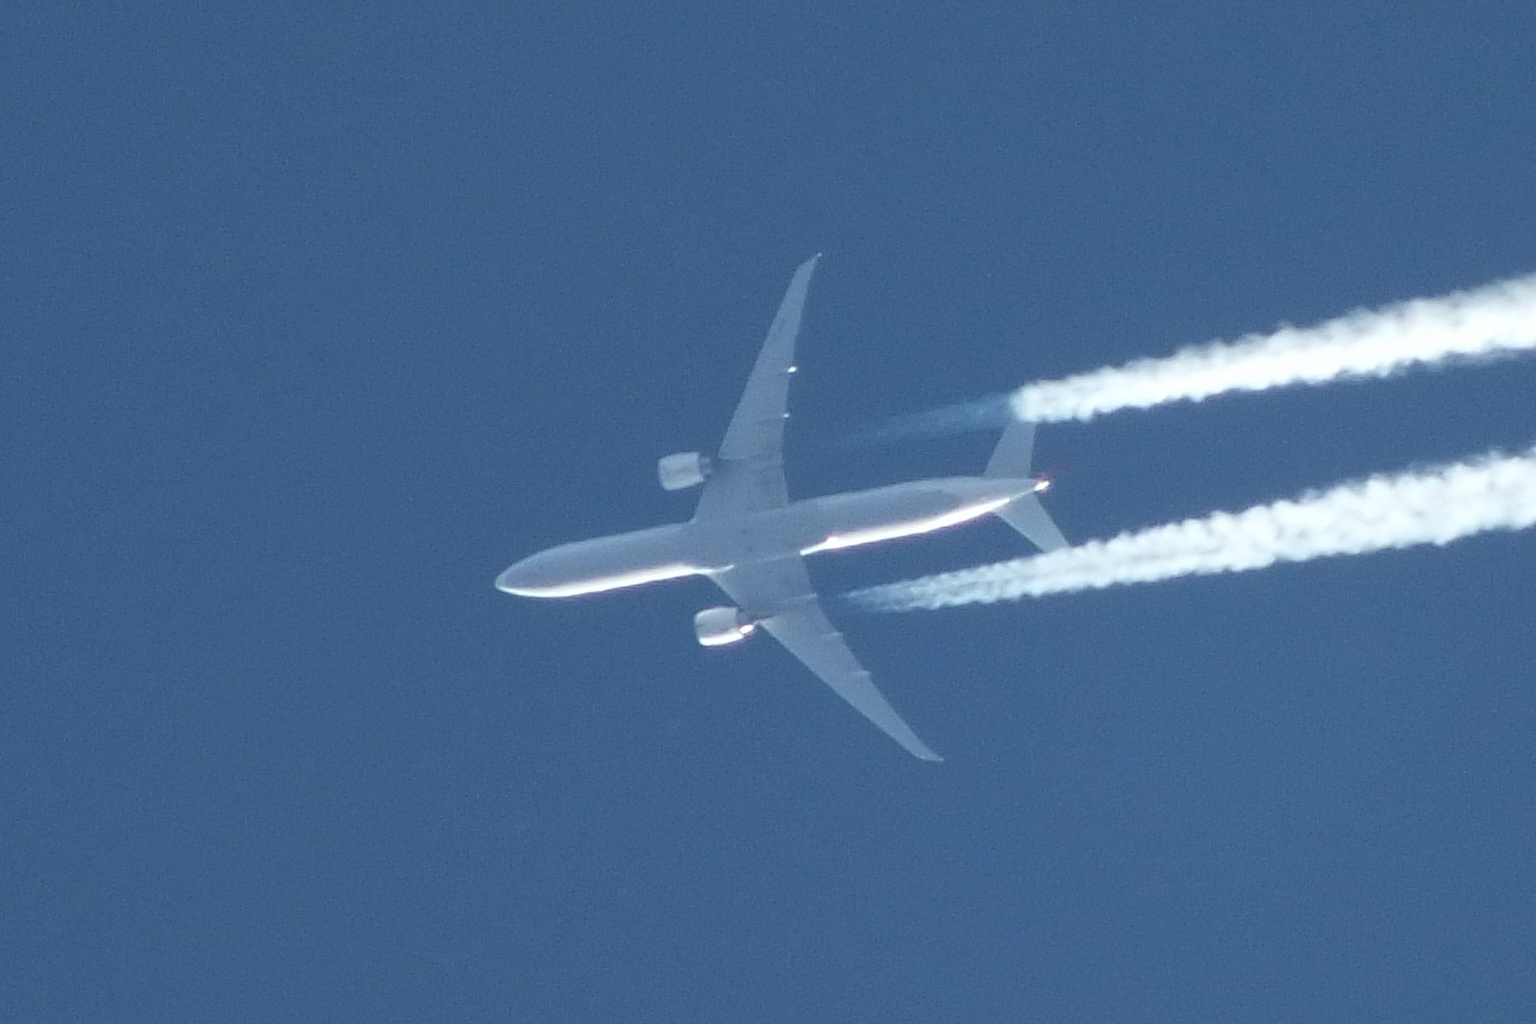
[496,256,1068,761]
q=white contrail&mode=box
[845,394,1012,449]
[851,448,1536,611]
[1013,273,1536,423]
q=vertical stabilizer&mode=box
[985,417,1070,551]
[984,417,1037,480]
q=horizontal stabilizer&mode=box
[995,494,1069,552]
[984,417,1036,480]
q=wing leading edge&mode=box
[693,254,820,521]
[697,256,940,761]
[716,253,819,463]
[711,558,942,762]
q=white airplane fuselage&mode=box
[495,255,1070,760]
[497,475,1044,599]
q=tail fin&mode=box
[985,417,1070,552]
[984,417,1037,480]
[995,496,1068,551]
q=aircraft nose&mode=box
[495,555,546,596]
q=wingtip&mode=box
[907,741,944,762]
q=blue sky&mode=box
[6,2,1535,1020]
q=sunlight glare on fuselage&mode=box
[799,497,1012,555]
[498,561,702,598]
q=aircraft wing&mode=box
[710,556,943,762]
[716,254,819,462]
[693,255,820,520]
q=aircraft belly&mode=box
[687,507,811,571]
[795,484,982,554]
[497,522,702,597]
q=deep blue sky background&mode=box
[6,3,1535,1020]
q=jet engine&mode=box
[694,606,756,647]
[657,451,713,491]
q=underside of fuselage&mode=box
[496,475,1039,598]
[495,256,1073,760]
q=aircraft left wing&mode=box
[716,254,819,462]
[710,556,943,762]
[693,255,820,520]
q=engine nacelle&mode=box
[658,451,713,491]
[694,606,756,647]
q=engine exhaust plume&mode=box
[850,447,1536,612]
[844,394,1013,449]
[1014,272,1536,423]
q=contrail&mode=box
[1014,272,1536,423]
[850,447,1536,611]
[844,394,1012,449]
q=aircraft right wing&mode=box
[710,555,942,762]
[693,256,941,761]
